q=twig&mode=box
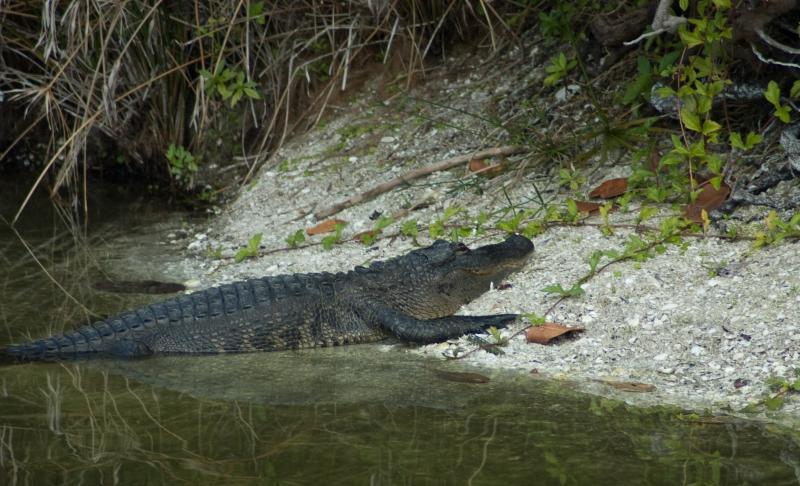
[313,145,527,220]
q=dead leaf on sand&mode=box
[468,158,506,178]
[589,178,628,198]
[685,182,731,222]
[526,323,585,345]
[306,219,347,235]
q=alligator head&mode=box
[356,234,534,319]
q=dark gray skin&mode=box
[2,235,533,361]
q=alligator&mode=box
[1,235,533,361]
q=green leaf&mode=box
[655,86,676,99]
[588,250,602,274]
[322,235,337,250]
[791,80,800,98]
[542,283,566,295]
[775,105,791,123]
[702,119,721,135]
[285,229,305,248]
[679,28,703,48]
[764,81,781,106]
[764,396,785,411]
[374,215,393,230]
[567,283,585,297]
[230,91,242,107]
[243,87,261,99]
[658,51,681,74]
[729,132,745,150]
[400,220,418,239]
[696,95,712,114]
[525,313,547,326]
[689,139,706,158]
[745,131,763,148]
[566,199,578,218]
[248,233,262,251]
[680,108,702,132]
[679,0,689,10]
[637,206,658,224]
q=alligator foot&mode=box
[376,306,518,344]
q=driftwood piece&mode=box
[313,145,526,220]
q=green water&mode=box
[0,182,798,485]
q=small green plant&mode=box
[496,210,530,234]
[322,222,346,250]
[538,3,580,41]
[753,211,800,249]
[729,131,762,151]
[359,216,393,246]
[599,202,613,236]
[166,144,197,179]
[525,313,547,326]
[400,219,419,244]
[474,210,490,236]
[621,53,680,106]
[558,168,585,193]
[429,206,469,241]
[542,282,584,298]
[764,81,792,123]
[636,206,658,225]
[285,229,306,248]
[564,199,580,224]
[200,66,261,107]
[763,369,800,411]
[235,233,262,263]
[543,52,576,87]
[486,326,508,346]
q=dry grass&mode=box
[0,0,529,221]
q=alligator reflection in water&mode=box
[1,351,798,485]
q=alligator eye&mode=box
[453,242,470,254]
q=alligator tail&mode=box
[1,315,157,363]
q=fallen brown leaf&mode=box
[526,323,585,345]
[468,158,506,178]
[306,219,347,236]
[685,182,731,223]
[589,177,628,198]
[598,380,656,393]
[574,201,602,214]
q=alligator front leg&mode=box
[372,306,518,344]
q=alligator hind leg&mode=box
[373,306,518,344]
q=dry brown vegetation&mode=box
[0,0,526,217]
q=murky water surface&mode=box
[1,181,798,485]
